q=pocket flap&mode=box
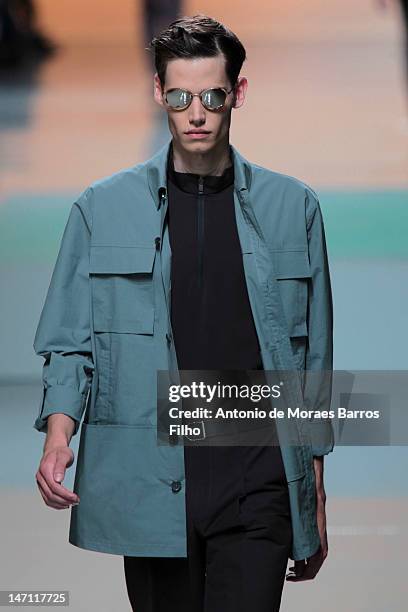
[89,245,156,274]
[286,468,307,482]
[290,320,308,337]
[273,250,311,279]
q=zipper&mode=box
[157,185,180,358]
[197,176,204,289]
[157,187,172,324]
[157,186,183,439]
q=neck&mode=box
[171,138,232,176]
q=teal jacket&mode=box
[33,140,334,561]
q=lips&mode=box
[185,131,211,139]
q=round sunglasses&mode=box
[163,86,235,111]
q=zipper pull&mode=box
[158,187,167,207]
[198,176,204,194]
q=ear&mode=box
[153,73,165,107]
[232,76,248,109]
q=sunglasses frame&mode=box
[163,85,235,112]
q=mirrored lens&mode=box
[202,88,227,109]
[166,89,191,109]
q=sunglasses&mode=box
[163,86,235,111]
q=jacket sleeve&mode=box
[33,189,95,436]
[303,189,335,456]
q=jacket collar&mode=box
[167,142,234,195]
[146,139,253,209]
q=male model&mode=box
[33,14,334,612]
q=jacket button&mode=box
[169,433,178,445]
[171,480,182,493]
[166,332,172,344]
[155,236,161,249]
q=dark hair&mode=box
[148,14,246,89]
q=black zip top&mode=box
[166,151,264,372]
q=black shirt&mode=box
[167,144,263,372]
[166,144,286,496]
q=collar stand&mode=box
[166,142,234,195]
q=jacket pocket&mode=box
[89,245,156,334]
[285,467,307,482]
[272,249,311,339]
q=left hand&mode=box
[285,456,328,581]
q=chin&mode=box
[182,139,214,152]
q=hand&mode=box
[35,445,80,510]
[286,457,328,581]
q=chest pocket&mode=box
[273,249,311,338]
[89,245,156,334]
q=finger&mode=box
[36,470,77,506]
[53,467,66,484]
[298,556,324,581]
[39,463,79,502]
[286,573,310,582]
[36,478,70,510]
[298,564,319,581]
[53,452,74,482]
[38,482,72,510]
[36,471,72,506]
[286,566,315,582]
[286,560,306,580]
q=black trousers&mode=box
[124,443,292,612]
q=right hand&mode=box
[35,445,80,510]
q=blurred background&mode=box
[0,0,407,610]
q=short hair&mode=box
[149,14,246,89]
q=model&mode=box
[33,14,334,612]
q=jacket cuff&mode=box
[309,419,335,456]
[33,384,87,436]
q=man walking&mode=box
[33,14,334,612]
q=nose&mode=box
[188,95,206,126]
